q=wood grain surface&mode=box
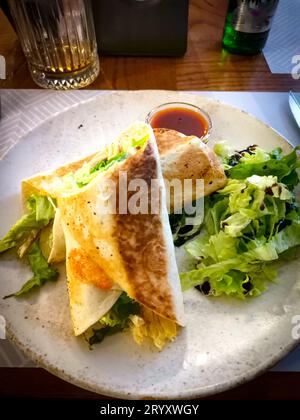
[0,0,299,91]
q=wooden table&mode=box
[0,0,300,401]
[0,0,299,91]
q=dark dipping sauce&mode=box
[150,107,209,138]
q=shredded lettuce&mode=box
[130,307,178,350]
[4,242,59,298]
[181,145,300,298]
[75,152,128,188]
[0,195,55,255]
[66,125,151,190]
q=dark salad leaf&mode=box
[88,293,140,345]
[169,201,204,247]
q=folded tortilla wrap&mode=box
[20,123,226,339]
[154,128,226,209]
[62,223,122,335]
[57,123,185,335]
[22,128,226,208]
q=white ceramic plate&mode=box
[0,91,300,399]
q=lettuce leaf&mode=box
[222,212,252,237]
[88,293,140,345]
[186,231,237,262]
[169,203,203,247]
[0,195,55,254]
[227,146,300,182]
[181,258,252,293]
[4,242,59,298]
[213,142,233,169]
[181,221,300,297]
[75,152,128,188]
[100,292,140,328]
[180,145,300,299]
[239,147,270,164]
[69,125,151,190]
[88,325,123,345]
[215,144,270,168]
[204,196,229,236]
[180,257,276,297]
[268,222,300,254]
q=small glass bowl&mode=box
[145,101,212,143]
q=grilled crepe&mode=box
[62,222,122,335]
[22,123,185,336]
[57,123,185,334]
[22,128,226,210]
[154,128,226,206]
[21,153,98,206]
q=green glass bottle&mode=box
[222,0,279,55]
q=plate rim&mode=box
[6,323,300,399]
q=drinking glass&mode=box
[8,0,99,89]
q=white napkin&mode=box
[264,0,300,75]
[0,90,100,159]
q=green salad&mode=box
[179,144,300,298]
[0,195,59,298]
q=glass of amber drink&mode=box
[8,0,99,89]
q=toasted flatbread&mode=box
[62,221,122,335]
[57,124,185,334]
[154,128,227,199]
[21,153,98,206]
